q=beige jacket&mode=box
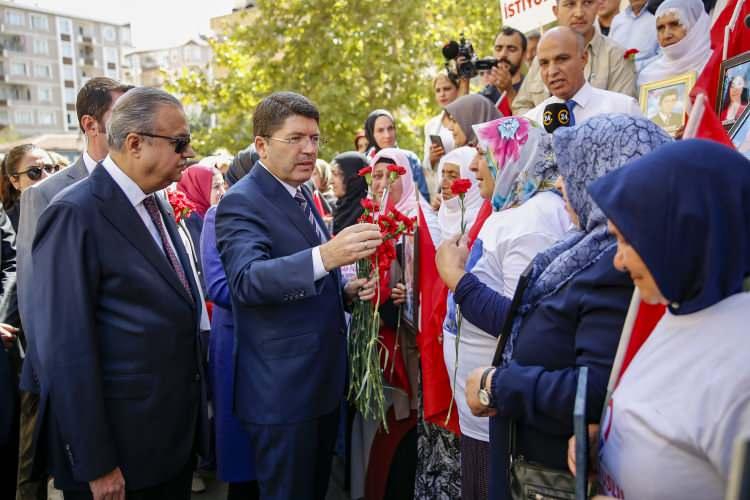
[511,31,637,115]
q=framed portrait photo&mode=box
[729,105,750,160]
[399,229,420,334]
[639,72,696,137]
[717,51,750,127]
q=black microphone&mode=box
[442,40,459,60]
[542,102,573,133]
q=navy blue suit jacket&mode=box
[215,163,347,426]
[27,165,208,491]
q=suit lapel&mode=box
[89,166,195,307]
[156,195,199,308]
[66,157,89,182]
[252,166,320,247]
[300,184,331,242]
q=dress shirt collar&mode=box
[259,160,300,197]
[550,82,593,109]
[101,155,150,208]
[82,150,99,174]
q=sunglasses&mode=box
[14,164,60,181]
[135,132,192,154]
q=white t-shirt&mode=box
[443,191,569,441]
[598,292,750,500]
[524,82,643,126]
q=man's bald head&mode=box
[537,27,589,101]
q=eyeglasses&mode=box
[135,132,192,154]
[266,135,326,148]
[14,164,60,181]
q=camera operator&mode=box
[478,27,527,108]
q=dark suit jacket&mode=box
[27,164,208,490]
[216,163,347,426]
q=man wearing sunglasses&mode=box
[6,77,132,500]
[25,87,207,500]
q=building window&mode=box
[5,10,24,26]
[104,46,118,63]
[64,87,76,103]
[58,18,72,34]
[9,62,26,76]
[14,110,33,124]
[66,111,77,129]
[32,38,49,55]
[34,64,51,78]
[30,14,49,30]
[120,27,131,45]
[37,87,52,103]
[38,110,55,125]
[61,42,73,58]
[102,25,116,42]
[105,67,118,79]
[63,65,74,80]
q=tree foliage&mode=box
[168,1,501,159]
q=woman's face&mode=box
[608,221,668,305]
[371,162,403,205]
[656,12,687,48]
[730,78,745,102]
[355,137,369,153]
[10,149,54,192]
[434,77,459,107]
[209,170,226,206]
[440,163,461,200]
[555,176,580,228]
[373,116,396,149]
[446,114,468,147]
[331,164,346,198]
[470,151,495,199]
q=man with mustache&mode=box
[479,26,527,108]
[512,0,637,115]
[524,27,643,126]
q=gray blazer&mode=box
[8,156,88,391]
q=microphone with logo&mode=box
[542,102,573,133]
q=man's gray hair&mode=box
[107,87,183,151]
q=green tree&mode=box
[168,1,501,159]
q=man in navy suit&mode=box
[216,92,382,499]
[26,87,207,500]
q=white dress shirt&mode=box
[259,162,329,281]
[524,82,644,126]
[82,150,99,174]
[610,6,660,72]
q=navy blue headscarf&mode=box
[589,139,750,315]
[501,114,673,365]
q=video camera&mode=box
[442,33,499,80]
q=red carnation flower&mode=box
[624,48,639,60]
[360,198,379,212]
[451,178,472,196]
[167,190,196,224]
[358,166,373,177]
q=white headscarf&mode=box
[436,146,482,238]
[371,147,418,217]
[637,0,712,86]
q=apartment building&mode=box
[124,38,212,88]
[0,1,132,136]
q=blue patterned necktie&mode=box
[565,99,577,126]
[294,190,323,243]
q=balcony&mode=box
[78,57,98,67]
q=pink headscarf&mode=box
[371,147,418,217]
[176,164,215,217]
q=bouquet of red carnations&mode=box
[348,165,415,429]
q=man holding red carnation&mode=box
[215,92,382,500]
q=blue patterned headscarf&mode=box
[501,114,673,366]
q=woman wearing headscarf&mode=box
[458,115,672,499]
[364,109,431,202]
[423,73,460,181]
[201,166,259,500]
[436,117,569,500]
[436,147,483,240]
[444,94,503,148]
[637,0,712,86]
[580,140,750,500]
[330,152,369,235]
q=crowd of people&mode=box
[0,0,749,499]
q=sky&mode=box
[13,0,238,50]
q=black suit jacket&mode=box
[27,164,208,490]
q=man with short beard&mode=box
[479,27,527,108]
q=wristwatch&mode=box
[478,367,495,408]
